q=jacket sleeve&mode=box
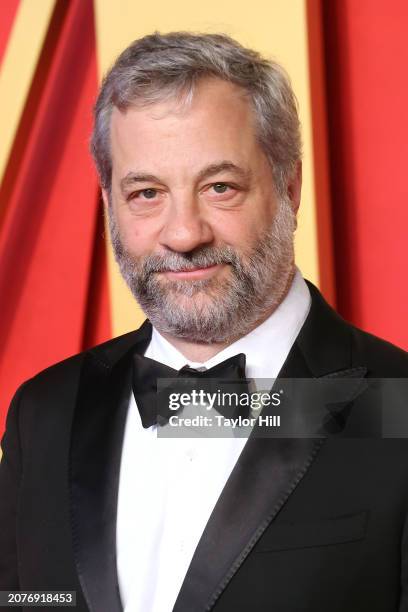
[400,506,408,611]
[0,383,26,590]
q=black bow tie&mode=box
[132,352,249,428]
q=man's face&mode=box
[103,77,300,343]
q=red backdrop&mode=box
[0,0,407,434]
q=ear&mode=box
[287,161,302,215]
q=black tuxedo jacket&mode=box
[1,282,408,612]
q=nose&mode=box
[158,195,214,253]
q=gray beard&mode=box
[107,198,296,343]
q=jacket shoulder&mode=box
[20,329,144,395]
[350,324,408,376]
[303,281,408,377]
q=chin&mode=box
[160,275,223,297]
[167,289,216,310]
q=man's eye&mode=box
[138,188,157,199]
[212,183,230,194]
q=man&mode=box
[1,31,408,612]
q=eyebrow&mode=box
[119,161,252,193]
[196,161,252,183]
[120,173,163,192]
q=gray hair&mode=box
[91,31,301,196]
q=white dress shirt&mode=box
[116,269,311,611]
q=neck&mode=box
[158,268,296,362]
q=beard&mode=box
[107,197,296,343]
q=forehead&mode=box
[111,77,254,126]
[109,78,262,174]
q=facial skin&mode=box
[103,77,302,361]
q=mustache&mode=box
[138,246,240,274]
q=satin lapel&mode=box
[69,322,152,612]
[173,337,323,612]
[173,285,368,612]
[173,435,324,612]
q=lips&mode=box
[168,265,215,272]
[160,263,223,279]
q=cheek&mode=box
[211,212,261,252]
[212,188,276,242]
[117,218,159,256]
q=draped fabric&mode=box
[322,0,408,351]
[0,0,407,434]
[0,0,110,432]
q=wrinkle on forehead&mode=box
[109,76,269,193]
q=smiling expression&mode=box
[103,77,300,342]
